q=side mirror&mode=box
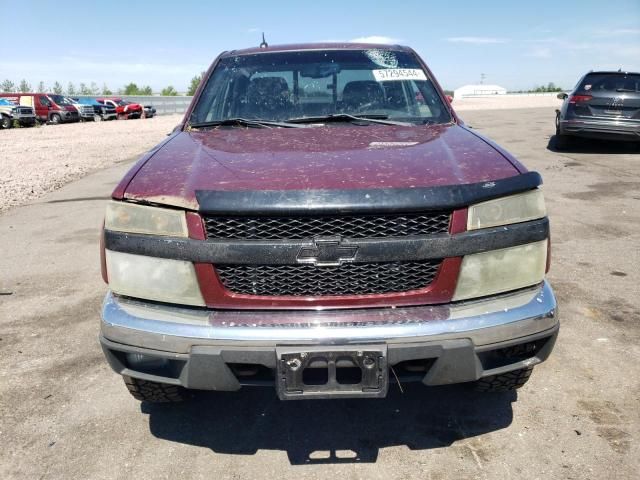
[446,95,454,103]
[557,92,568,100]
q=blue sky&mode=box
[2,0,639,92]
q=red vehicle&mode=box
[0,93,79,124]
[96,98,143,119]
[99,43,557,403]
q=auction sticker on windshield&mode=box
[372,69,427,82]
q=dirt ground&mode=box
[0,115,182,213]
[0,108,638,479]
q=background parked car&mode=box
[555,70,640,149]
[73,97,117,121]
[96,98,143,119]
[143,105,156,118]
[65,97,98,122]
[0,93,79,124]
[0,98,37,129]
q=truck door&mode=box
[35,95,52,121]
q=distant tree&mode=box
[18,79,32,93]
[546,82,562,92]
[526,83,563,93]
[161,85,178,96]
[102,83,113,95]
[139,85,153,95]
[79,82,90,95]
[123,82,140,95]
[1,79,16,92]
[67,82,76,95]
[37,81,46,92]
[52,81,64,94]
[88,82,100,95]
[187,72,205,96]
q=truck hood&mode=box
[123,123,521,210]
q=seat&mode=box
[342,80,385,112]
[242,76,292,120]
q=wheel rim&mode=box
[51,115,60,124]
[94,114,102,122]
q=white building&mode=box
[453,84,507,99]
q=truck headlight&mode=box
[105,201,188,237]
[104,202,202,305]
[453,240,547,301]
[467,189,545,230]
[105,250,205,306]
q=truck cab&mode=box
[0,98,36,128]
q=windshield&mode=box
[49,95,71,106]
[117,100,130,106]
[190,49,451,125]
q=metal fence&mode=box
[75,95,193,116]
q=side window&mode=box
[412,80,445,118]
[39,95,51,107]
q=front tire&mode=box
[94,114,102,122]
[123,376,187,403]
[50,113,62,125]
[0,114,12,129]
[474,367,533,392]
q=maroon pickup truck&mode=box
[99,43,558,402]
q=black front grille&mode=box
[215,260,441,296]
[203,212,451,239]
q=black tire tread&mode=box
[475,367,533,392]
[1,114,13,129]
[123,376,186,402]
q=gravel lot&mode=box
[0,106,638,479]
[0,115,182,213]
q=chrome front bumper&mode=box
[100,282,558,391]
[101,281,557,352]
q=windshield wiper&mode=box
[286,113,413,126]
[188,118,306,129]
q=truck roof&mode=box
[224,42,412,57]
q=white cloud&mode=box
[527,47,552,58]
[349,36,402,44]
[446,36,509,44]
[246,27,261,33]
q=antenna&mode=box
[260,32,268,49]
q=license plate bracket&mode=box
[276,345,388,400]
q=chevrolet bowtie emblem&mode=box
[297,237,359,267]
